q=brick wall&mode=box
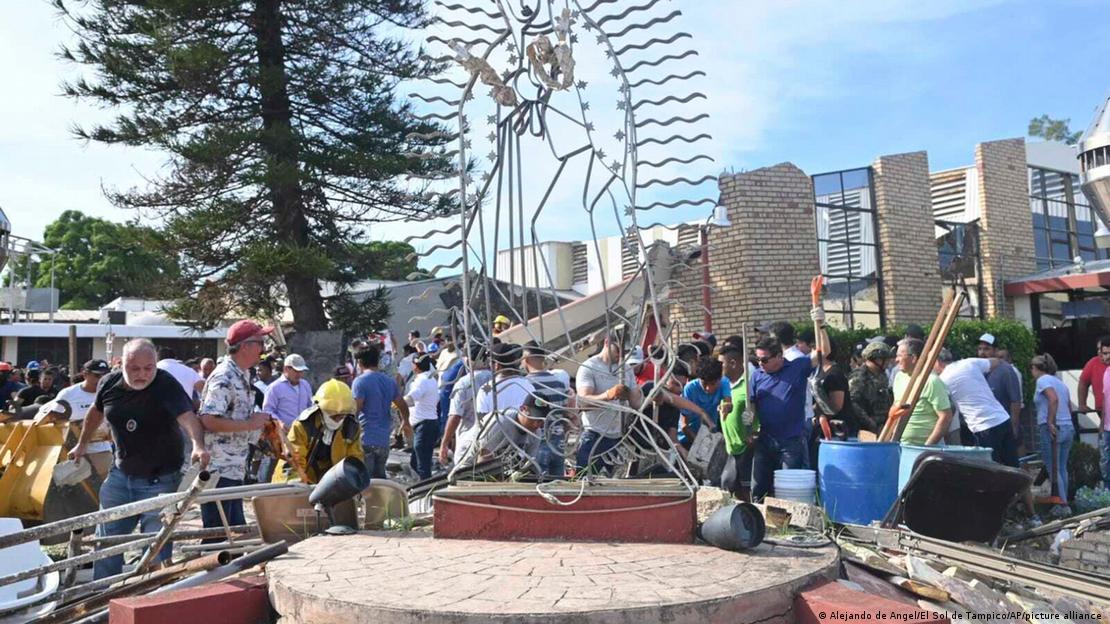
[667,163,820,344]
[872,152,943,324]
[1060,530,1110,573]
[976,139,1036,318]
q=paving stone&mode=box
[268,533,839,624]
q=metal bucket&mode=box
[697,502,766,551]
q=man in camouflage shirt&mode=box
[848,342,894,434]
[198,320,274,531]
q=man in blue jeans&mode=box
[575,333,643,475]
[352,345,410,478]
[69,338,209,579]
[749,306,828,501]
[199,320,276,533]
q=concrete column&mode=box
[976,139,1036,318]
[1,337,17,364]
[872,151,943,325]
[668,162,820,341]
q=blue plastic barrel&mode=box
[898,445,994,492]
[818,440,901,526]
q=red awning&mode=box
[1004,269,1110,296]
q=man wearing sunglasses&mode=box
[198,320,276,533]
[749,306,830,501]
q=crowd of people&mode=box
[3,301,1107,574]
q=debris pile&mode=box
[834,518,1110,622]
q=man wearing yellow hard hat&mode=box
[285,379,365,483]
[492,315,511,336]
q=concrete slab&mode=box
[268,532,839,624]
[110,575,270,624]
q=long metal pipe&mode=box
[0,489,190,551]
[178,543,263,557]
[194,482,310,499]
[132,470,211,573]
[194,483,311,504]
[178,538,263,553]
[62,528,84,588]
[154,541,289,594]
[0,535,158,589]
[0,480,302,550]
[86,524,257,546]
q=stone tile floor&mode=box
[267,532,838,619]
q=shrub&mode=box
[1067,441,1102,500]
[942,318,1038,405]
[792,318,1037,401]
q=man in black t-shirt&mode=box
[70,338,209,580]
[15,367,56,408]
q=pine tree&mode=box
[56,0,454,330]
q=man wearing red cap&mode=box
[198,320,275,532]
[0,362,24,408]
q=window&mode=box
[1029,166,1107,270]
[571,243,588,286]
[17,337,94,372]
[935,220,984,319]
[152,338,218,361]
[813,167,883,329]
[620,233,640,279]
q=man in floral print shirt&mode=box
[198,320,275,531]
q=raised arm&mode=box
[809,276,831,368]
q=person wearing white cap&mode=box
[977,333,1023,445]
[263,354,314,428]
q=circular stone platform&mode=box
[267,532,838,624]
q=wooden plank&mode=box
[839,541,904,576]
[890,575,951,602]
[843,562,918,606]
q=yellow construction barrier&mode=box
[0,423,68,521]
[0,421,33,471]
[0,422,14,448]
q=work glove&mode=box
[810,306,826,324]
[741,408,755,427]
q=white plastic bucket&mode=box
[774,469,817,504]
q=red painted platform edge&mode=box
[109,575,270,624]
[795,580,950,624]
[433,493,696,543]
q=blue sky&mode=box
[2,0,1108,260]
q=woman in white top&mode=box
[404,354,440,479]
[1032,353,1074,507]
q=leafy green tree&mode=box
[56,0,455,330]
[10,210,181,309]
[1028,115,1082,145]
